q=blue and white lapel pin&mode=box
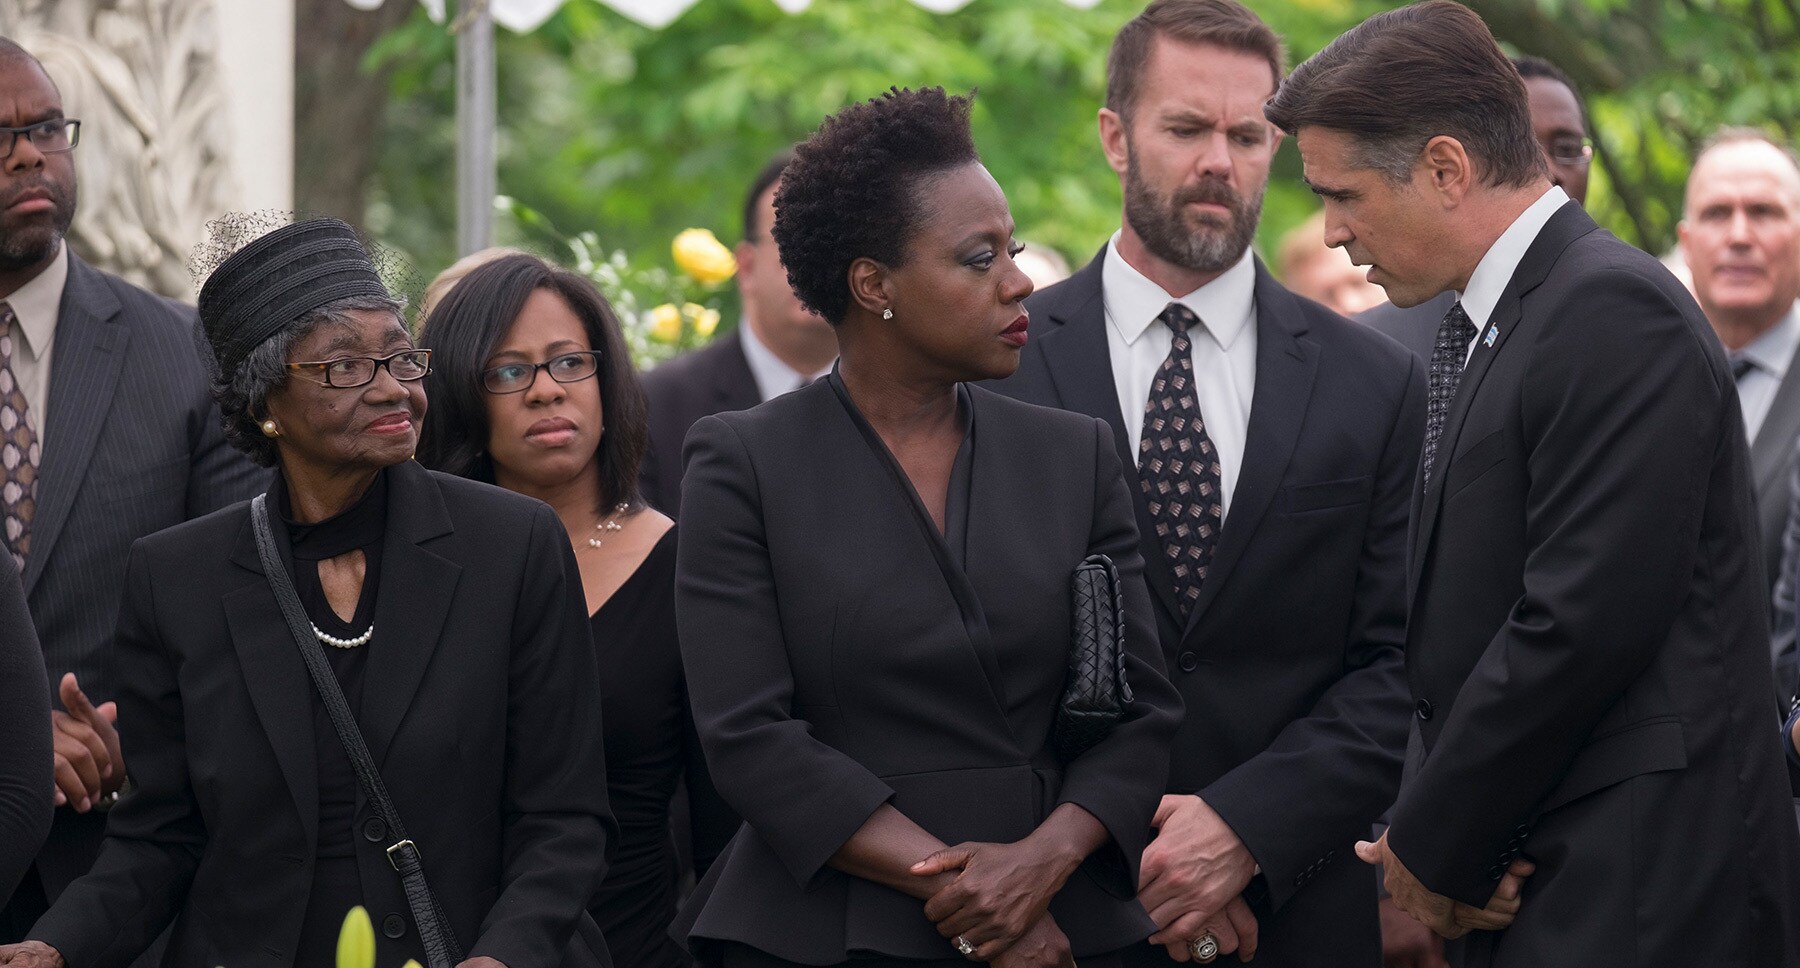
[1483,325,1499,347]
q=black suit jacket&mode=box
[1357,292,1455,365]
[1388,203,1800,966]
[29,462,615,968]
[0,550,51,901]
[994,253,1422,967]
[640,333,762,517]
[673,377,1183,963]
[17,255,266,903]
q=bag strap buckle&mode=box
[387,838,419,871]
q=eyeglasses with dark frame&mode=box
[0,119,81,162]
[286,349,433,388]
[1546,137,1594,168]
[481,350,603,395]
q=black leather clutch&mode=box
[1052,553,1134,761]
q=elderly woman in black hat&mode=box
[0,217,615,968]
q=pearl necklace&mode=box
[587,502,631,549]
[312,622,374,649]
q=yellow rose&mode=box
[673,228,737,285]
[696,307,721,339]
[337,906,375,968]
[648,303,683,344]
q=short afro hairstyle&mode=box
[773,87,979,325]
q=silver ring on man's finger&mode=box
[955,935,977,958]
[1188,934,1220,964]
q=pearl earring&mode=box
[882,308,894,320]
[260,419,280,438]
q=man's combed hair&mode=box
[1512,54,1586,129]
[1105,0,1286,123]
[1263,1,1545,188]
[772,87,979,325]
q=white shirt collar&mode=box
[1455,186,1570,333]
[4,242,68,358]
[1101,232,1257,350]
[1737,302,1800,379]
[738,318,830,402]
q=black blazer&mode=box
[1387,203,1800,966]
[28,462,615,968]
[19,255,266,903]
[673,377,1183,964]
[640,333,762,518]
[994,253,1422,967]
[0,550,51,901]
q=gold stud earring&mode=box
[261,419,280,438]
[882,308,894,320]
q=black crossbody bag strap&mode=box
[251,494,464,968]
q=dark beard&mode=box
[0,177,77,270]
[1122,156,1262,275]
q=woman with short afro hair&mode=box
[673,87,1183,968]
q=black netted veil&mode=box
[190,213,414,381]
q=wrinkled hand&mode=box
[915,840,1080,960]
[1379,895,1448,968]
[1153,895,1259,963]
[989,915,1075,968]
[1355,833,1534,939]
[0,941,66,966]
[51,673,123,812]
[1138,795,1258,942]
[454,958,507,968]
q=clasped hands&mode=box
[1355,832,1534,940]
[910,836,1082,967]
[1138,794,1261,963]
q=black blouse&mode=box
[273,471,398,966]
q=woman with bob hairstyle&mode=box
[418,252,735,968]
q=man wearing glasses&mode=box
[1358,56,1593,365]
[0,37,262,955]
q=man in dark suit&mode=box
[1359,55,1592,364]
[0,39,263,945]
[1678,130,1800,698]
[1268,4,1800,964]
[639,150,836,516]
[993,3,1422,964]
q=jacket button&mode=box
[383,914,406,939]
[1515,824,1531,836]
[1415,699,1434,721]
[362,818,387,843]
[1178,652,1199,672]
[1487,865,1504,880]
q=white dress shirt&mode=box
[1731,302,1800,444]
[1102,234,1258,518]
[739,320,832,403]
[1455,186,1571,366]
[2,242,68,447]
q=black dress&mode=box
[589,526,733,968]
[274,472,417,967]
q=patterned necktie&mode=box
[0,302,40,572]
[1138,302,1223,619]
[1421,301,1477,491]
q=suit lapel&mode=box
[1182,265,1318,638]
[361,462,460,767]
[25,257,128,595]
[1035,253,1185,625]
[715,331,768,411]
[224,510,319,845]
[1751,343,1800,501]
[1408,202,1595,603]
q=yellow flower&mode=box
[402,962,425,968]
[337,906,375,968]
[672,228,737,285]
[696,307,721,339]
[648,303,683,344]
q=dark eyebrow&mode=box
[5,108,64,128]
[1303,178,1358,202]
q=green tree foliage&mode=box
[360,0,1789,282]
